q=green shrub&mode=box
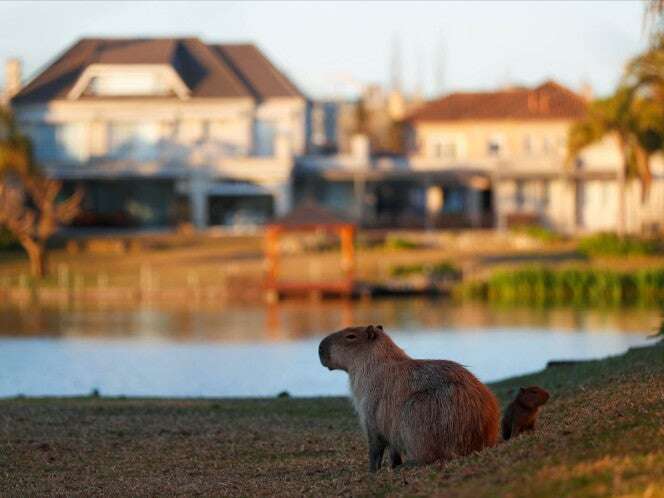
[578,232,660,257]
[460,266,664,306]
[384,236,419,250]
[511,224,562,243]
[391,260,461,279]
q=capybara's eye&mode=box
[346,334,357,340]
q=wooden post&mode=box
[340,225,355,295]
[264,226,280,302]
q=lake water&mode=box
[0,299,659,398]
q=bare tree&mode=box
[0,109,82,278]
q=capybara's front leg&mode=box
[368,435,386,473]
[389,448,402,469]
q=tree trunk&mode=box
[22,239,47,278]
[617,161,627,238]
[616,138,628,238]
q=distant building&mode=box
[296,81,664,234]
[408,80,664,234]
[10,38,308,228]
[309,85,424,157]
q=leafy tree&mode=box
[0,108,82,278]
[567,86,664,235]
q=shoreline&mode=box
[2,340,662,496]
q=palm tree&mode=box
[567,86,664,235]
[644,0,664,37]
[0,108,82,278]
[625,33,664,99]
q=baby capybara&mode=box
[501,386,550,440]
[318,325,500,472]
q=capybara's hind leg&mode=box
[368,435,386,473]
[389,448,402,468]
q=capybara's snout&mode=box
[318,337,332,369]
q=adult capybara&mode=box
[318,325,500,472]
[501,386,550,440]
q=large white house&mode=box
[9,37,309,228]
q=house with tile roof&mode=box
[9,37,309,228]
[294,81,663,234]
[404,80,664,234]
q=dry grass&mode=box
[1,341,663,497]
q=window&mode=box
[433,140,457,159]
[442,186,466,213]
[542,136,552,154]
[28,123,87,162]
[253,120,276,156]
[86,72,171,96]
[430,135,463,160]
[108,122,160,160]
[542,180,550,208]
[515,180,525,209]
[487,135,504,157]
[523,134,533,155]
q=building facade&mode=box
[297,81,664,234]
[10,38,308,228]
[408,81,664,234]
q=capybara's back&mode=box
[396,360,500,463]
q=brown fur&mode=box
[501,386,550,440]
[318,325,500,472]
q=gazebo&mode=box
[264,202,356,301]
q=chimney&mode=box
[4,58,22,100]
[579,82,593,102]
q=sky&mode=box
[0,1,651,100]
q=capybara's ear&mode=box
[366,325,377,340]
[376,325,384,331]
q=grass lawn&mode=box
[1,340,662,497]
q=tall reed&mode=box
[460,266,664,306]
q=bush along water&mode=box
[578,233,661,257]
[460,266,664,307]
[391,261,461,281]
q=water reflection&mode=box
[0,298,659,342]
[0,330,654,398]
[1,299,658,397]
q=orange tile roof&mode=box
[408,81,587,122]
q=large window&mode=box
[487,134,504,157]
[108,122,160,160]
[86,72,171,97]
[253,120,276,156]
[429,135,464,160]
[28,123,87,162]
[433,140,457,160]
[515,180,525,209]
[523,134,533,155]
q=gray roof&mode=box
[12,37,304,104]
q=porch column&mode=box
[493,175,506,231]
[467,188,482,227]
[272,179,292,217]
[425,183,443,230]
[352,173,366,223]
[190,172,208,229]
